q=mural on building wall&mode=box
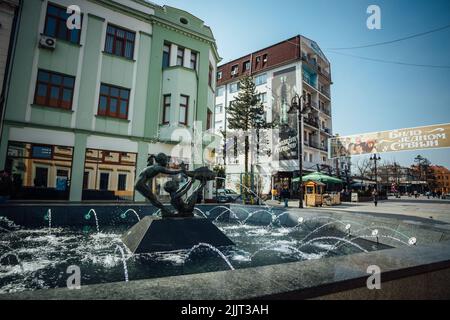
[330,123,450,158]
[271,67,298,161]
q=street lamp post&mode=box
[370,154,381,192]
[289,93,311,208]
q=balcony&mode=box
[320,108,331,117]
[320,144,329,152]
[302,75,316,88]
[304,141,318,149]
[302,53,331,81]
[304,117,319,128]
[319,87,331,99]
[317,65,331,81]
[321,127,332,135]
[309,100,318,110]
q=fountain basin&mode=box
[1,203,450,297]
[121,216,234,254]
[2,240,450,300]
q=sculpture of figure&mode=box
[135,153,216,218]
[164,174,206,217]
[135,153,186,217]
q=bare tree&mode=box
[354,158,374,180]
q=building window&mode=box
[215,104,223,113]
[243,60,250,71]
[5,142,74,200]
[179,95,189,125]
[309,154,313,162]
[231,64,239,76]
[177,47,184,66]
[34,167,49,188]
[262,54,268,67]
[98,83,130,119]
[163,43,170,68]
[83,172,89,189]
[190,52,197,69]
[44,3,81,44]
[83,149,137,201]
[105,24,135,59]
[118,174,127,191]
[216,87,224,97]
[229,82,239,93]
[258,93,267,104]
[255,56,261,69]
[99,172,109,190]
[209,64,213,87]
[207,109,213,130]
[34,69,75,110]
[217,71,223,80]
[162,94,171,124]
[255,73,267,86]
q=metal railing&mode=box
[304,117,319,128]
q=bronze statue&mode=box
[135,153,215,218]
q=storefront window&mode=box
[4,141,73,200]
[82,149,137,201]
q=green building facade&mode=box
[0,0,220,202]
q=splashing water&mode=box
[0,226,11,233]
[186,243,235,270]
[242,210,277,225]
[250,244,314,260]
[0,251,24,272]
[194,208,209,219]
[114,245,129,282]
[44,209,52,230]
[84,209,100,233]
[297,236,369,253]
[120,209,141,222]
[215,177,272,211]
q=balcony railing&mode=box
[302,75,316,88]
[320,144,329,152]
[304,117,319,128]
[321,127,331,135]
[302,54,331,81]
[319,87,331,98]
[309,100,318,110]
[317,65,331,80]
[320,108,331,116]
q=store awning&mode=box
[292,172,344,184]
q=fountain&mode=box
[44,209,52,230]
[121,153,234,254]
[120,209,141,222]
[0,155,432,298]
[84,209,100,233]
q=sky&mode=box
[153,0,450,168]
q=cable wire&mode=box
[326,50,450,69]
[327,23,450,50]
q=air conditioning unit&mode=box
[39,35,56,50]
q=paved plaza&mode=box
[267,197,450,224]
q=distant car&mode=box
[214,189,241,203]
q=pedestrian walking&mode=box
[280,185,290,208]
[372,189,379,207]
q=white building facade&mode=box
[215,35,334,196]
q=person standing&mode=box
[281,185,290,208]
[372,189,379,207]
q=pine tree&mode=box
[227,75,273,197]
